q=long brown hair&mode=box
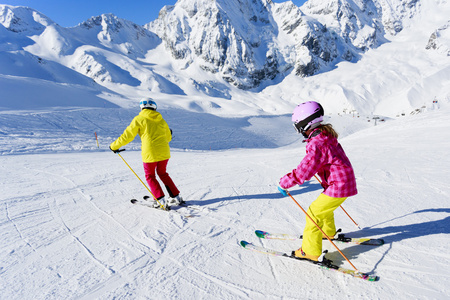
[319,123,338,138]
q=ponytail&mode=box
[319,123,338,138]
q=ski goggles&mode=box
[293,122,310,139]
[293,122,304,134]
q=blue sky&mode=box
[1,0,308,27]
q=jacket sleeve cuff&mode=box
[279,174,296,189]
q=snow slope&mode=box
[1,103,449,299]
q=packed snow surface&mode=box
[1,103,449,299]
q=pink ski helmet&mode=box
[292,101,324,134]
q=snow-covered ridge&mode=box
[147,0,397,88]
[0,5,53,33]
[1,1,450,117]
[426,19,450,56]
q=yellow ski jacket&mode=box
[110,109,172,163]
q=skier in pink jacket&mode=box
[278,101,357,261]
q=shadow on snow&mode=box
[327,208,450,273]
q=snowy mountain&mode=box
[146,0,390,88]
[1,0,450,115]
[426,19,450,55]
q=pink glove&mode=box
[279,173,296,189]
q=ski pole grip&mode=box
[117,149,126,153]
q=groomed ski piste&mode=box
[1,102,450,299]
[1,2,450,299]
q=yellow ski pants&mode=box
[301,193,347,256]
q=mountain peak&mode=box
[80,13,124,32]
[0,5,54,34]
[75,13,159,56]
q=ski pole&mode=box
[286,191,359,272]
[114,149,167,211]
[313,175,361,229]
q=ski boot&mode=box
[152,197,167,209]
[167,195,185,206]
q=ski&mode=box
[142,195,204,211]
[255,229,385,246]
[240,241,379,281]
[130,198,195,218]
[130,198,170,210]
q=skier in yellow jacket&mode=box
[110,98,183,208]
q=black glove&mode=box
[109,146,124,154]
[170,128,173,135]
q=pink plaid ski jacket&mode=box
[280,129,357,198]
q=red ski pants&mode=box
[143,159,179,200]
